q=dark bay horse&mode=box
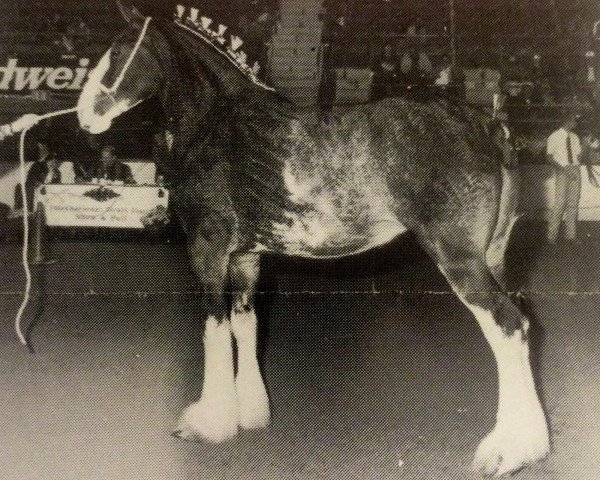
[76,3,549,476]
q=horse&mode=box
[76,3,550,476]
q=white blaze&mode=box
[77,51,135,134]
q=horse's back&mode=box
[323,96,503,234]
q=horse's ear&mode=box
[116,0,146,26]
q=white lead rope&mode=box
[15,107,79,346]
[15,18,151,346]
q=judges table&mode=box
[34,183,169,229]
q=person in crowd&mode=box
[94,145,136,184]
[370,44,399,101]
[434,54,463,97]
[15,141,61,211]
[73,157,96,183]
[399,46,434,90]
[434,54,455,89]
[546,112,583,244]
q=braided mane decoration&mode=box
[173,4,274,91]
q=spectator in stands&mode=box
[14,141,61,211]
[94,145,136,185]
[370,44,399,101]
[406,18,428,46]
[399,46,434,90]
[546,112,583,245]
[434,54,463,97]
[67,16,91,52]
[73,158,95,184]
[434,55,452,88]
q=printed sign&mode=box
[35,184,169,228]
[0,57,92,92]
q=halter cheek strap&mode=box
[100,16,152,94]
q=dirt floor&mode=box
[1,222,600,480]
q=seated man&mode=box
[14,141,62,211]
[94,145,136,184]
[73,157,96,183]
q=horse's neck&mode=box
[161,73,216,154]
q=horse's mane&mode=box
[152,19,300,229]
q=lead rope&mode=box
[15,107,79,347]
[15,18,152,347]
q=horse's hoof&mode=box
[236,377,271,430]
[472,426,550,477]
[237,396,271,430]
[174,400,238,443]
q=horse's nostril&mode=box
[93,94,115,117]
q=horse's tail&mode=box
[486,119,520,169]
[486,165,520,285]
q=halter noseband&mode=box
[99,16,152,94]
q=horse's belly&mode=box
[261,209,407,258]
[256,157,407,257]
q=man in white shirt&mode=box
[546,113,582,244]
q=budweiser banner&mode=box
[35,184,169,229]
[0,56,92,92]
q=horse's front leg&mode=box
[229,253,270,430]
[174,233,238,442]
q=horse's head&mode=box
[78,2,165,134]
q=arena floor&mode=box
[1,222,600,480]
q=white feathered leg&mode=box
[231,305,271,430]
[174,317,238,442]
[466,304,550,477]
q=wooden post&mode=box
[30,202,55,265]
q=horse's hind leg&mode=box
[422,233,549,476]
[229,253,270,430]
